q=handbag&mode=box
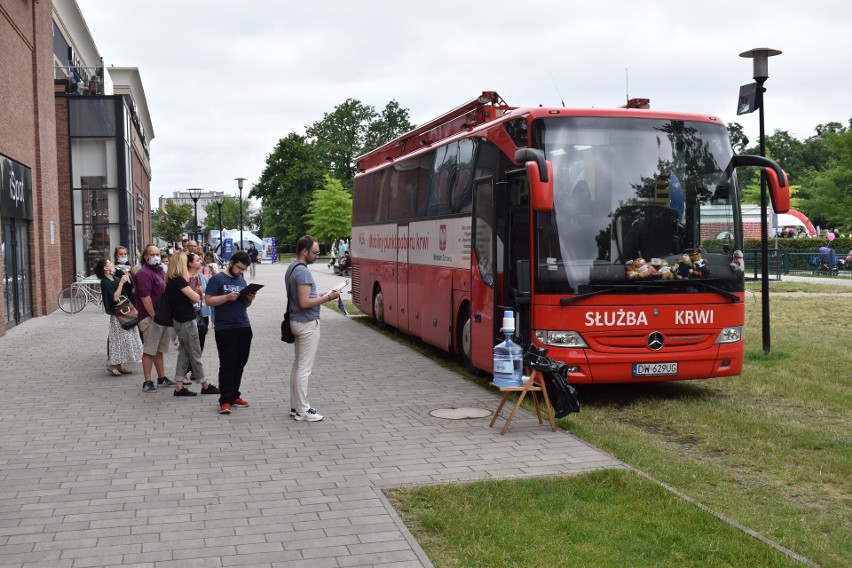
[280,262,303,344]
[114,295,139,330]
[196,307,209,334]
[281,309,294,343]
[153,292,173,327]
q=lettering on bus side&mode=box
[583,309,714,327]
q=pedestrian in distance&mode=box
[247,242,259,279]
[94,258,142,377]
[328,240,337,269]
[286,235,342,422]
[205,251,257,415]
[133,245,176,392]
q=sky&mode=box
[75,0,852,205]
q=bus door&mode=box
[470,176,499,371]
[505,171,531,341]
[396,224,410,334]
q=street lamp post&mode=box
[215,198,225,256]
[739,47,781,355]
[187,188,202,243]
[235,178,246,251]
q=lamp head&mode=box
[739,47,782,81]
[235,177,246,190]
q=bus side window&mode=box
[451,139,475,213]
[424,143,458,216]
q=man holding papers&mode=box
[285,236,342,422]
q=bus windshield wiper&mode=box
[560,286,626,305]
[560,280,740,305]
[677,279,741,302]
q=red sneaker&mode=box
[232,397,250,408]
[219,403,231,415]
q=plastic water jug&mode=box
[493,310,523,387]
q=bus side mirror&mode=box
[765,167,790,214]
[515,148,553,212]
[728,154,789,214]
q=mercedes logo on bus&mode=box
[647,332,665,351]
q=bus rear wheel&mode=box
[373,287,386,329]
[458,305,476,373]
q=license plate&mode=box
[633,362,678,377]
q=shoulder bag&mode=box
[114,295,139,330]
[280,262,305,343]
[153,291,173,327]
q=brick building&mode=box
[0,0,154,336]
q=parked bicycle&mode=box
[58,275,103,314]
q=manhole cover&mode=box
[429,407,492,420]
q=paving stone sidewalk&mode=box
[0,261,621,567]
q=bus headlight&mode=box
[715,326,743,344]
[534,330,588,348]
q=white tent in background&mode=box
[210,229,264,252]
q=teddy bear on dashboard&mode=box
[658,258,674,280]
[633,257,656,278]
[675,253,693,280]
[730,249,744,272]
[689,249,710,277]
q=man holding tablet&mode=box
[205,251,257,415]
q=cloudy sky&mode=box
[75,0,851,204]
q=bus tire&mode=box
[457,305,476,373]
[373,286,386,329]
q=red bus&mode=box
[351,92,788,383]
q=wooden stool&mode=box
[490,369,556,435]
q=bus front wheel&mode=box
[373,287,386,329]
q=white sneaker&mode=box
[294,408,323,422]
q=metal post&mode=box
[215,199,224,255]
[235,178,246,251]
[192,196,199,241]
[756,77,771,355]
[740,47,780,356]
[188,188,201,243]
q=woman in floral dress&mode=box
[95,258,143,376]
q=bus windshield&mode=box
[532,116,742,295]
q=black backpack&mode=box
[524,345,580,418]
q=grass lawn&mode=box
[350,288,852,567]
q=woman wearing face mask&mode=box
[95,258,143,376]
[114,246,133,278]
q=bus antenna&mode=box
[549,72,565,107]
[625,67,629,102]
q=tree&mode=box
[800,128,852,231]
[364,99,416,153]
[201,196,250,234]
[765,130,807,183]
[306,99,377,187]
[154,199,193,244]
[726,122,749,154]
[307,175,352,245]
[252,133,328,247]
